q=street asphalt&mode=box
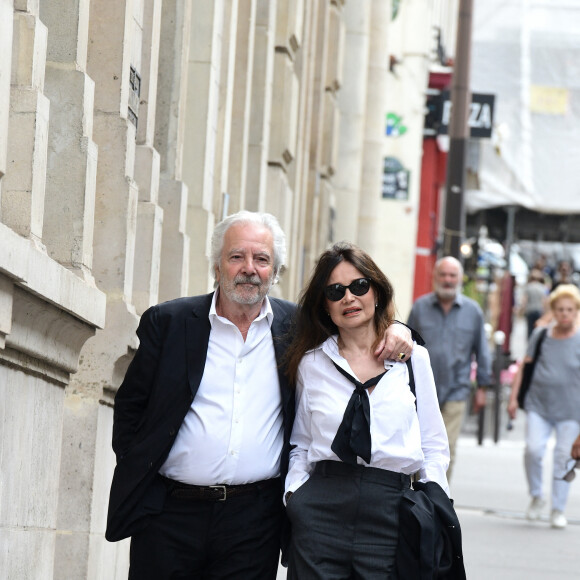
[450,414,580,579]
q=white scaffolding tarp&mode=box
[466,0,580,214]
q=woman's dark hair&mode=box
[284,242,395,384]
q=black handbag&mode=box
[517,327,548,410]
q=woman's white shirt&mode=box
[285,338,450,500]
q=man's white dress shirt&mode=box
[285,337,450,499]
[159,294,283,485]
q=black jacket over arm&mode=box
[105,293,297,544]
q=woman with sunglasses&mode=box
[283,242,450,579]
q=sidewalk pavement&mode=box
[451,412,580,580]
[277,414,580,579]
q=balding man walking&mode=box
[407,257,492,480]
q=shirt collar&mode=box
[209,289,274,327]
[320,335,340,358]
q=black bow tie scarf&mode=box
[331,362,387,465]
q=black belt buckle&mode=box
[210,485,227,501]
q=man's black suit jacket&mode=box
[395,481,466,580]
[105,293,297,545]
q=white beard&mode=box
[435,285,459,301]
[221,274,273,305]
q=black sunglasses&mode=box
[324,278,372,301]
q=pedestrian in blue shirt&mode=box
[407,256,492,480]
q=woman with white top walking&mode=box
[508,284,580,529]
[283,243,451,578]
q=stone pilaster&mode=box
[86,0,142,303]
[225,0,257,214]
[326,0,345,92]
[269,52,299,170]
[133,0,164,315]
[265,164,293,252]
[40,0,98,281]
[213,0,238,220]
[155,0,192,301]
[182,0,225,293]
[283,0,316,297]
[320,90,340,178]
[358,0,390,257]
[0,0,14,207]
[301,0,330,277]
[319,2,343,180]
[316,176,334,251]
[133,146,163,314]
[158,177,190,302]
[333,0,371,243]
[136,0,162,147]
[155,0,191,180]
[265,0,304,297]
[245,0,278,211]
[2,7,49,244]
[183,0,223,212]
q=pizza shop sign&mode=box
[426,91,495,139]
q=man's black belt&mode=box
[159,474,280,501]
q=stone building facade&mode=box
[0,1,457,577]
